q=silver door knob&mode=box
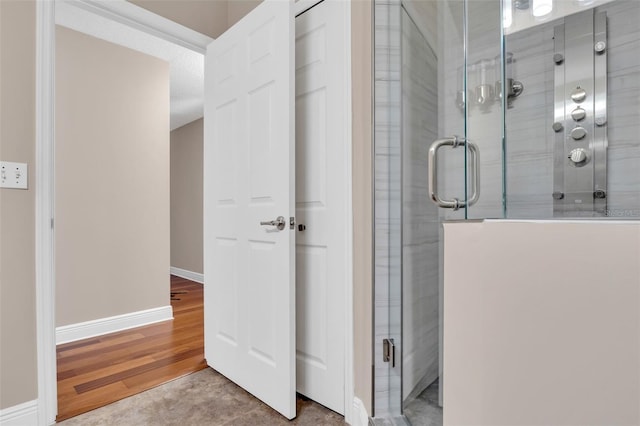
[260,216,286,230]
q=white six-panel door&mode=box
[295,0,348,414]
[203,0,296,419]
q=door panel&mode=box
[295,0,347,414]
[204,0,296,419]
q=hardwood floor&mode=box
[56,275,206,422]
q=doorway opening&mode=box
[53,1,207,420]
[36,1,353,424]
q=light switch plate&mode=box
[1,161,28,189]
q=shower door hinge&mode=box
[382,338,395,367]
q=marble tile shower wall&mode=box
[505,0,640,218]
[401,8,440,402]
[374,0,403,417]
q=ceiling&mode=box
[56,1,206,131]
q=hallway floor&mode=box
[56,276,206,421]
[57,367,345,425]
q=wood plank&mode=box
[57,326,203,372]
[58,330,203,377]
[121,356,208,390]
[57,333,147,359]
[58,355,158,396]
[56,337,102,353]
[74,348,202,394]
[56,382,131,419]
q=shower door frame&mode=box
[372,0,508,421]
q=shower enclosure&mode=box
[373,0,640,424]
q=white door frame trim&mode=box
[35,1,353,424]
[55,0,214,53]
[35,2,57,423]
[338,1,355,424]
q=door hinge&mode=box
[290,216,295,230]
[383,338,395,367]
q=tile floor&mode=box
[403,379,442,426]
[57,368,344,425]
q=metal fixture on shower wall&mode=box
[552,9,607,216]
[456,53,523,112]
[498,52,524,102]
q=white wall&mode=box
[444,220,640,425]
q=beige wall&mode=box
[351,0,374,416]
[127,0,272,38]
[227,0,262,28]
[170,119,203,274]
[127,0,263,39]
[55,27,170,327]
[443,221,640,425]
[0,0,38,410]
[128,0,229,39]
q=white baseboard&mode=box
[351,397,371,426]
[56,305,173,345]
[0,400,38,426]
[170,266,204,284]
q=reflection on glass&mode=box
[504,0,514,28]
[532,0,553,17]
[475,59,496,109]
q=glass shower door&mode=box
[426,0,507,221]
[463,0,506,219]
[373,0,507,423]
[401,2,506,426]
[400,7,448,424]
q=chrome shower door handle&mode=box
[466,140,480,207]
[260,216,286,230]
[428,136,462,210]
[428,136,480,210]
